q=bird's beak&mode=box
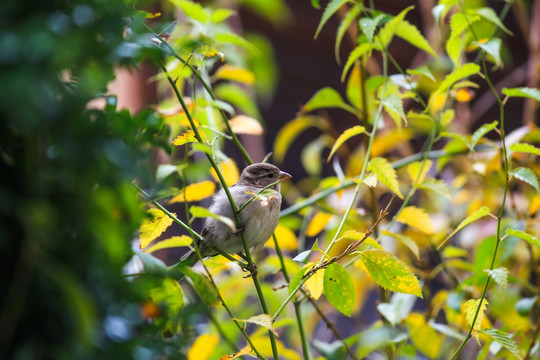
[279,171,292,181]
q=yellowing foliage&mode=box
[139,208,175,249]
[188,334,219,360]
[396,206,434,235]
[210,158,240,186]
[169,180,216,203]
[305,211,333,237]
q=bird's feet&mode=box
[241,262,258,278]
[233,224,246,236]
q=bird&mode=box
[179,163,291,273]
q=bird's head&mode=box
[237,163,291,188]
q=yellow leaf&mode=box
[368,157,403,198]
[326,125,366,162]
[219,346,253,360]
[407,160,432,185]
[530,195,540,215]
[406,313,443,358]
[305,211,333,237]
[214,64,254,84]
[234,314,278,336]
[396,206,434,234]
[304,263,325,300]
[267,224,297,251]
[144,235,192,253]
[229,115,264,135]
[274,116,329,163]
[429,92,447,114]
[188,334,219,360]
[360,173,378,188]
[463,298,489,333]
[169,181,216,203]
[139,209,175,249]
[370,128,414,157]
[172,129,208,146]
[210,158,240,186]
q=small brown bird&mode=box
[181,163,291,268]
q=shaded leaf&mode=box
[341,42,371,81]
[368,157,403,198]
[139,209,175,249]
[327,125,366,162]
[515,296,538,317]
[407,160,432,184]
[407,66,435,81]
[302,87,356,114]
[144,235,193,253]
[479,329,522,360]
[148,277,184,313]
[502,87,540,102]
[473,38,502,68]
[417,179,452,200]
[396,206,434,235]
[360,249,423,298]
[274,116,329,163]
[510,167,540,193]
[181,266,220,306]
[438,206,491,249]
[470,120,498,150]
[137,252,168,275]
[169,181,216,203]
[377,293,417,325]
[474,7,513,35]
[323,263,355,316]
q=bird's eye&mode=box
[266,173,274,178]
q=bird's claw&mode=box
[233,224,246,236]
[241,263,258,278]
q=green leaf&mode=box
[368,157,403,198]
[302,87,357,115]
[382,230,420,260]
[510,143,540,156]
[302,135,332,176]
[342,42,371,81]
[327,125,366,162]
[314,0,351,39]
[380,93,406,126]
[473,38,502,68]
[274,115,329,163]
[435,63,480,96]
[464,298,488,331]
[417,178,452,200]
[502,87,540,102]
[428,320,466,340]
[395,20,438,58]
[214,83,261,119]
[407,66,435,82]
[473,7,513,36]
[323,263,355,316]
[235,314,278,336]
[377,293,417,325]
[311,0,320,9]
[149,277,184,313]
[144,235,193,253]
[510,167,540,193]
[190,206,236,232]
[210,8,236,23]
[335,4,363,64]
[438,206,491,249]
[515,296,538,317]
[180,266,220,306]
[479,329,522,360]
[137,252,168,276]
[377,6,414,48]
[483,267,508,295]
[470,120,498,150]
[214,32,259,54]
[360,249,423,298]
[359,14,385,46]
[289,266,309,293]
[170,0,208,23]
[505,228,540,249]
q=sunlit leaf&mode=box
[172,129,209,146]
[210,8,236,23]
[181,266,220,306]
[314,0,350,39]
[302,87,356,115]
[188,334,219,360]
[515,296,538,317]
[510,143,540,156]
[396,206,434,235]
[510,167,540,193]
[326,125,366,162]
[323,263,355,316]
[341,230,382,251]
[429,320,466,340]
[170,0,208,23]
[463,298,489,332]
[306,211,333,237]
[407,66,435,82]
[378,293,417,326]
[360,249,423,298]
[380,93,406,126]
[505,228,540,249]
[359,14,386,45]
[228,115,263,135]
[407,160,432,184]
[473,7,513,35]
[189,205,236,232]
[139,209,175,249]
[432,64,480,108]
[470,120,498,150]
[360,173,378,188]
[502,87,540,102]
[235,314,278,336]
[341,42,371,81]
[214,64,255,85]
[302,135,332,176]
[368,157,403,198]
[483,267,508,295]
[335,4,362,64]
[210,158,240,187]
[274,115,329,163]
[144,235,192,253]
[438,206,491,249]
[473,38,502,68]
[377,6,414,48]
[169,180,216,203]
[268,224,298,251]
[479,329,522,360]
[370,128,414,157]
[215,32,259,54]
[219,346,253,360]
[215,83,261,118]
[417,179,452,200]
[305,264,325,300]
[137,252,168,275]
[395,20,438,58]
